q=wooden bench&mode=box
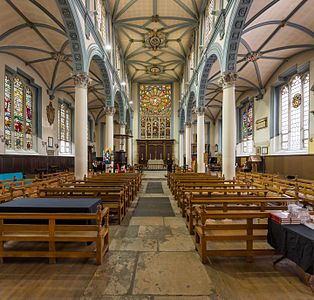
[175,183,254,208]
[61,181,133,207]
[167,173,220,192]
[83,178,136,203]
[89,173,142,192]
[194,210,275,263]
[178,188,270,216]
[186,196,293,234]
[0,206,109,265]
[38,187,125,224]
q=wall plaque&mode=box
[256,117,267,130]
[46,101,55,126]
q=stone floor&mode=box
[0,171,313,299]
[83,179,217,299]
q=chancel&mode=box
[0,0,313,299]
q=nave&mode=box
[0,171,313,300]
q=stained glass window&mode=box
[58,103,72,153]
[4,74,33,150]
[242,102,253,154]
[139,84,172,139]
[280,73,309,151]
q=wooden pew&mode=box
[89,172,142,192]
[175,182,254,208]
[38,187,125,224]
[178,188,270,216]
[167,173,220,192]
[61,181,133,207]
[185,195,293,234]
[0,206,109,265]
[171,177,228,196]
[194,210,275,263]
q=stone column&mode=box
[197,107,205,173]
[210,120,216,155]
[127,130,133,166]
[185,122,192,168]
[179,129,184,167]
[104,107,115,170]
[219,73,237,180]
[119,122,126,151]
[73,73,90,180]
[94,122,101,157]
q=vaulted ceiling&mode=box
[201,0,314,122]
[0,0,119,122]
[109,0,203,82]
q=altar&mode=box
[136,139,174,167]
[147,159,165,170]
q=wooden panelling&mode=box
[0,155,74,175]
[237,154,314,179]
[264,154,314,179]
[137,139,174,164]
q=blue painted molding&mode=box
[56,0,86,72]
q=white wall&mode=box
[0,53,74,157]
[236,50,314,156]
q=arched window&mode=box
[4,75,33,151]
[204,0,214,45]
[58,103,72,153]
[95,0,106,40]
[280,73,309,151]
[242,102,253,154]
[139,84,172,139]
[189,44,195,81]
[115,44,121,78]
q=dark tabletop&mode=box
[0,198,102,213]
[268,218,314,274]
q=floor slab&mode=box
[129,217,164,226]
[158,234,195,252]
[132,252,215,296]
[83,251,138,298]
[109,237,158,252]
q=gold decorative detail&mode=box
[292,93,301,108]
[72,73,90,88]
[144,30,167,51]
[256,117,267,130]
[104,106,116,116]
[46,101,55,126]
[218,72,237,88]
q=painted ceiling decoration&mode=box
[199,0,314,123]
[109,0,203,82]
[143,29,168,51]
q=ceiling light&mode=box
[121,81,126,86]
[105,44,112,51]
[129,101,133,105]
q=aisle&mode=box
[83,175,218,299]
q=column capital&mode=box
[119,121,127,126]
[179,129,184,134]
[104,106,116,116]
[73,73,90,88]
[195,106,205,116]
[219,72,237,89]
[184,122,192,128]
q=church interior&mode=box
[0,0,313,299]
